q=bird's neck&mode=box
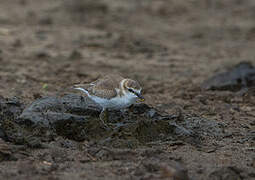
[119,79,126,97]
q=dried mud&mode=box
[1,0,255,179]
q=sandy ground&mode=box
[0,0,255,179]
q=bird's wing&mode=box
[76,75,125,99]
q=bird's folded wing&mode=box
[74,75,124,99]
[89,88,117,99]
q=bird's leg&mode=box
[99,108,109,127]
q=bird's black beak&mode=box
[135,92,145,101]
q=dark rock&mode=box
[0,94,224,147]
[18,111,51,126]
[201,62,255,91]
[0,96,24,120]
[16,94,104,141]
[24,96,63,113]
[1,118,28,145]
[0,96,24,142]
[18,94,100,126]
[208,167,242,180]
[17,96,64,126]
[61,94,101,116]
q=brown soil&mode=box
[0,0,255,179]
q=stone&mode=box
[201,62,255,91]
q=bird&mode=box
[74,74,145,126]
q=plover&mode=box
[74,75,145,125]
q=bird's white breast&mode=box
[90,93,137,110]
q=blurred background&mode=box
[0,0,255,104]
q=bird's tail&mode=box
[73,85,90,96]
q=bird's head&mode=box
[122,79,145,101]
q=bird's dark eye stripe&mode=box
[128,88,134,93]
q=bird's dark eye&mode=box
[128,88,134,93]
